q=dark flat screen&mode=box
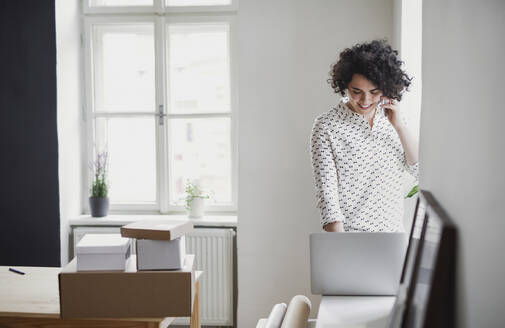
[406,206,443,328]
[388,196,429,327]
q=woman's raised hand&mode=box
[381,97,406,130]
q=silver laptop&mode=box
[310,232,408,296]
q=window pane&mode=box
[93,23,155,113]
[166,0,231,7]
[167,23,231,114]
[95,117,157,204]
[169,117,232,205]
[89,0,153,7]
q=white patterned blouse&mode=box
[310,102,419,232]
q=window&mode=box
[82,0,237,213]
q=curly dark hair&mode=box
[328,39,412,101]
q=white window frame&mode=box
[82,0,238,214]
[82,0,238,15]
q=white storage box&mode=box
[136,236,186,270]
[76,234,131,271]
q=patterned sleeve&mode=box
[404,159,419,181]
[310,117,346,227]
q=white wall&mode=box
[237,0,394,326]
[421,0,505,326]
[399,0,422,141]
[55,0,83,265]
[399,0,423,214]
[393,0,402,50]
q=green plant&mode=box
[406,185,419,198]
[184,180,210,211]
[90,151,108,198]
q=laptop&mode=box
[311,191,455,328]
[310,232,408,296]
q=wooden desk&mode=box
[0,266,201,328]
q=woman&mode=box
[310,40,419,232]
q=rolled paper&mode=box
[280,295,312,328]
[265,303,288,328]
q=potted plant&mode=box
[184,180,210,219]
[89,151,109,217]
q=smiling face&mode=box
[346,74,383,116]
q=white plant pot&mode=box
[188,197,205,218]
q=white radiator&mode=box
[72,226,235,326]
[173,228,235,326]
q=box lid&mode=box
[76,234,130,254]
[120,219,194,241]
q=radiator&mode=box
[72,226,235,326]
[173,228,234,326]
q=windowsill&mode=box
[69,214,237,228]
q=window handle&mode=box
[157,105,166,126]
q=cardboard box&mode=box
[120,219,194,241]
[76,234,131,271]
[59,254,195,318]
[137,236,186,270]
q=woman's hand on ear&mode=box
[381,97,406,130]
[381,96,419,165]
